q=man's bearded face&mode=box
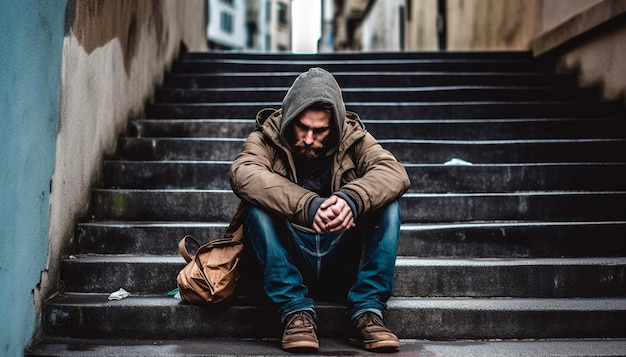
[292,109,332,160]
[294,137,325,159]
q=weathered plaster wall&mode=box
[399,0,541,51]
[541,0,604,31]
[37,0,207,340]
[0,2,66,356]
[361,0,403,51]
[0,1,206,354]
[536,0,626,104]
[404,0,438,51]
[556,21,626,103]
[446,0,541,51]
[401,0,625,103]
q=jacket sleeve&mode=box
[229,130,318,226]
[338,132,411,216]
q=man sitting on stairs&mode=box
[229,67,410,353]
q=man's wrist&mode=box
[307,197,325,226]
[333,192,358,220]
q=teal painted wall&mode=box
[0,1,66,355]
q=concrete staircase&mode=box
[30,51,626,356]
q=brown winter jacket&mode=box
[227,107,411,233]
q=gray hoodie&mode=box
[278,67,355,222]
[279,67,346,152]
[229,68,410,232]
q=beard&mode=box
[293,138,325,160]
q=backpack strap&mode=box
[225,224,244,242]
[178,235,201,263]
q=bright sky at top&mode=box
[291,0,322,53]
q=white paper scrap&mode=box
[108,288,130,300]
[444,158,473,166]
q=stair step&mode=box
[182,50,538,61]
[163,72,578,88]
[117,137,626,163]
[130,118,626,140]
[76,221,626,257]
[401,191,626,222]
[103,161,626,192]
[90,189,237,222]
[27,337,626,357]
[386,139,626,163]
[394,257,626,297]
[401,163,626,192]
[90,189,626,222]
[130,119,255,138]
[60,255,626,297]
[76,221,228,255]
[399,221,626,257]
[42,49,626,348]
[170,58,555,73]
[145,101,625,120]
[104,161,232,190]
[156,86,597,103]
[43,294,626,339]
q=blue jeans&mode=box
[243,200,401,322]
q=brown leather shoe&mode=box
[281,310,319,352]
[348,312,400,352]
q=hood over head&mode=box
[280,67,346,152]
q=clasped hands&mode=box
[312,195,355,234]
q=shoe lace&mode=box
[285,311,316,334]
[355,312,388,331]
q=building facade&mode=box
[208,0,291,52]
[247,0,291,52]
[360,0,404,51]
[208,0,247,49]
[326,0,626,104]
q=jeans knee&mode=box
[373,200,401,237]
[245,205,268,225]
[381,200,401,225]
[244,204,289,250]
[244,205,279,235]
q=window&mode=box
[221,11,233,33]
[221,0,234,6]
[278,2,288,26]
[246,22,256,48]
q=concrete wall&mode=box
[556,20,626,103]
[391,0,543,51]
[361,0,403,51]
[0,2,65,355]
[404,0,439,51]
[0,1,206,355]
[401,0,625,103]
[541,0,604,31]
[535,0,626,104]
[446,0,542,50]
[443,0,626,103]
